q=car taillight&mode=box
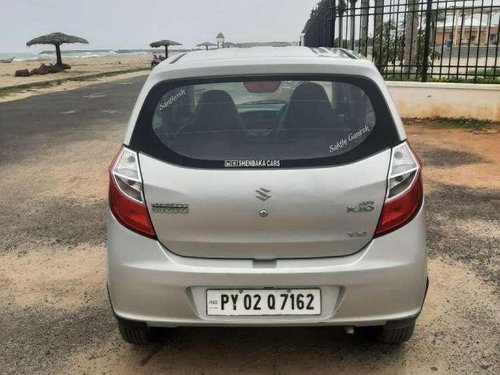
[375,142,423,237]
[108,147,156,238]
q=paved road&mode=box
[0,76,147,162]
[0,76,148,374]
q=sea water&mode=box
[0,50,123,62]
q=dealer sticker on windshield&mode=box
[225,159,281,168]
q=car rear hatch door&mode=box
[130,75,400,259]
[140,149,390,259]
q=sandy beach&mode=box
[0,53,152,101]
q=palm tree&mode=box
[149,40,182,59]
[26,32,88,67]
[360,0,370,54]
[403,0,419,75]
[338,0,347,47]
[349,0,358,50]
[373,0,384,69]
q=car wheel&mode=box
[116,316,160,345]
[375,318,416,344]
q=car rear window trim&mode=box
[129,74,400,169]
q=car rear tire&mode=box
[116,317,160,345]
[375,318,416,344]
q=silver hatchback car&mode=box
[107,47,427,345]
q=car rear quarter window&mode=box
[130,75,399,168]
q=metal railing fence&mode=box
[302,0,499,82]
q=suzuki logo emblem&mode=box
[256,188,272,202]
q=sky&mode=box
[0,0,319,53]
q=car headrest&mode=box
[281,83,334,130]
[186,90,244,134]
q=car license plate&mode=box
[206,289,321,316]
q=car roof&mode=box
[152,47,370,73]
[176,46,359,63]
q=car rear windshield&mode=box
[130,75,399,169]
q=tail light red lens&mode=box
[108,147,156,238]
[375,172,423,236]
[375,142,424,236]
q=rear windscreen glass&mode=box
[131,75,399,168]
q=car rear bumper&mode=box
[107,206,427,327]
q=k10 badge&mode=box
[347,201,375,213]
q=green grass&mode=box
[466,67,498,78]
[428,75,499,84]
[0,67,149,98]
[430,116,492,130]
[0,81,52,97]
[384,74,499,84]
[383,67,499,83]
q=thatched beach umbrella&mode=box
[26,32,89,67]
[196,42,217,51]
[149,39,182,58]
